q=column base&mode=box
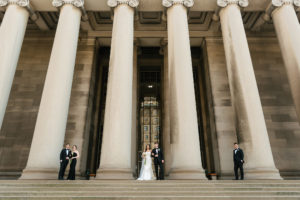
[96,168,134,180]
[19,167,58,180]
[168,168,207,180]
[244,167,283,180]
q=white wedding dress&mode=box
[137,151,155,180]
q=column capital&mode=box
[272,0,300,7]
[162,0,194,8]
[107,0,139,8]
[52,0,88,21]
[0,0,38,21]
[217,0,249,8]
[52,0,84,8]
[0,0,29,7]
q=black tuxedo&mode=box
[233,148,244,180]
[58,148,72,180]
[152,148,164,180]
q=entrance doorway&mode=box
[136,47,163,176]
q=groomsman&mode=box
[233,142,244,180]
[58,143,72,180]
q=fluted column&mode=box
[0,0,31,129]
[271,0,300,121]
[163,0,206,179]
[20,0,83,179]
[96,0,138,179]
[217,0,281,179]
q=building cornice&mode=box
[162,0,194,8]
[107,0,139,8]
[217,0,249,8]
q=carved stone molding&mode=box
[52,0,84,8]
[162,0,194,8]
[107,0,139,8]
[52,0,88,21]
[0,0,38,21]
[272,0,300,7]
[0,0,30,7]
[217,0,249,8]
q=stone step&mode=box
[1,180,300,185]
[0,191,299,197]
[0,186,300,192]
[0,197,300,200]
[0,180,299,199]
[1,184,300,188]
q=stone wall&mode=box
[249,38,300,179]
[0,32,96,178]
[205,38,237,178]
[205,37,300,179]
[64,37,96,176]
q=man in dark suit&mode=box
[58,143,72,180]
[233,142,244,180]
[151,142,164,180]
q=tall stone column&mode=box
[20,0,83,179]
[0,0,31,129]
[217,0,281,179]
[163,0,206,179]
[96,0,138,179]
[271,0,300,121]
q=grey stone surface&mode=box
[205,37,300,179]
[0,34,96,177]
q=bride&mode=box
[137,144,155,180]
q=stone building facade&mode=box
[0,0,300,180]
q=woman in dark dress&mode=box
[67,145,80,180]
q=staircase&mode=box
[0,180,300,199]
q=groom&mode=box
[58,143,72,180]
[152,142,164,180]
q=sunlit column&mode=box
[20,0,84,179]
[0,0,31,129]
[217,0,281,179]
[96,0,138,179]
[272,0,300,122]
[163,0,206,179]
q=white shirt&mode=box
[66,149,69,155]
